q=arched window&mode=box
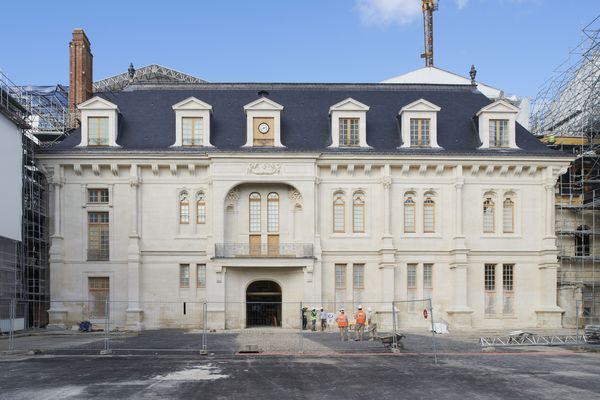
[179,191,189,224]
[404,193,416,233]
[196,191,206,224]
[576,225,590,257]
[333,191,345,233]
[483,197,495,233]
[503,197,514,233]
[352,191,365,233]
[267,192,279,232]
[423,193,435,233]
[249,192,261,233]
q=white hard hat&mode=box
[358,305,363,309]
[340,308,345,312]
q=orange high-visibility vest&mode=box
[355,311,366,324]
[336,313,348,327]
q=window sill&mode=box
[329,233,371,239]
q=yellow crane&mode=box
[421,0,439,67]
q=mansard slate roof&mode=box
[48,83,559,156]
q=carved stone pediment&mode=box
[247,163,281,175]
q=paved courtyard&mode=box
[1,329,600,399]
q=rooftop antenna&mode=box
[421,0,439,67]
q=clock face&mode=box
[258,122,270,134]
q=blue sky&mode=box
[0,0,597,98]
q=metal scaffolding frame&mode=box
[0,71,51,328]
[531,16,600,325]
[93,64,207,93]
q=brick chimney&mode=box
[69,29,93,127]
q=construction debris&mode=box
[584,325,600,343]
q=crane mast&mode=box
[421,0,439,67]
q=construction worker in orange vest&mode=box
[354,305,367,341]
[336,308,349,341]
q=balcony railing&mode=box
[215,243,313,258]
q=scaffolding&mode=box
[0,71,51,328]
[531,16,600,326]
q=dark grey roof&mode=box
[46,83,562,156]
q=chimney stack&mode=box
[69,29,93,127]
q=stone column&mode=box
[446,166,473,328]
[380,165,394,249]
[126,165,143,330]
[48,165,67,327]
[535,263,563,327]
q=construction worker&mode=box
[310,307,318,331]
[301,306,308,330]
[354,305,367,341]
[367,306,378,340]
[319,307,328,331]
[336,308,349,341]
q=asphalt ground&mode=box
[1,330,600,399]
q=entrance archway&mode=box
[246,280,282,327]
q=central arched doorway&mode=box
[246,280,282,327]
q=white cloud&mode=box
[355,0,422,26]
[455,0,469,9]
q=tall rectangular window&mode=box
[182,117,203,146]
[339,118,359,146]
[352,192,365,233]
[410,118,430,146]
[423,263,433,302]
[407,263,417,312]
[423,196,435,233]
[353,263,364,307]
[484,264,496,316]
[88,277,109,318]
[88,117,109,146]
[196,194,206,224]
[503,264,514,316]
[489,119,508,147]
[483,198,495,233]
[404,195,416,233]
[267,193,280,232]
[249,193,261,233]
[180,264,190,288]
[503,198,514,233]
[333,192,345,233]
[88,212,109,261]
[88,188,109,204]
[197,264,206,288]
[335,264,346,310]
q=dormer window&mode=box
[88,117,109,146]
[243,97,284,147]
[77,96,119,148]
[182,117,204,146]
[489,119,508,147]
[339,118,359,147]
[329,98,370,148]
[476,99,520,149]
[399,99,441,148]
[410,118,430,147]
[172,97,213,147]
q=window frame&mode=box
[352,191,365,233]
[87,211,109,261]
[483,197,495,233]
[179,192,190,224]
[180,264,190,288]
[404,194,416,233]
[88,277,109,318]
[182,116,204,146]
[88,188,109,204]
[267,192,280,233]
[409,118,431,147]
[339,117,360,147]
[196,192,206,224]
[87,116,109,146]
[197,264,206,288]
[502,197,514,233]
[484,263,497,317]
[423,194,435,233]
[489,119,509,148]
[333,191,346,233]
[249,192,261,233]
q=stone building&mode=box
[38,32,572,331]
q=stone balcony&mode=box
[214,243,313,258]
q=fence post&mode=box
[201,302,208,355]
[429,298,438,365]
[391,301,398,352]
[101,298,111,355]
[8,299,15,352]
[576,300,580,345]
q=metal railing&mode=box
[214,243,313,258]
